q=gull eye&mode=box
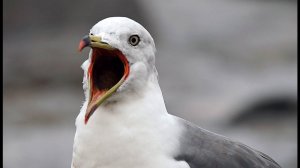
[129,35,140,46]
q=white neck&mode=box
[72,73,186,168]
[80,73,167,125]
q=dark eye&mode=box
[129,35,140,46]
[90,33,94,35]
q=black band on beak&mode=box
[78,35,91,52]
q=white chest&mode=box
[71,101,189,168]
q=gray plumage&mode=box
[72,17,282,168]
[175,117,281,168]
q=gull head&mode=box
[78,17,157,124]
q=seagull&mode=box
[71,17,281,168]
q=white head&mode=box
[78,17,158,123]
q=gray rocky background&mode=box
[4,0,297,167]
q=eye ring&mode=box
[128,35,140,46]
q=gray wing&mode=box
[174,117,281,168]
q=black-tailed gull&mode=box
[71,17,281,168]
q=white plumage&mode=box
[71,17,281,168]
[72,17,189,168]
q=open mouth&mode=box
[86,48,129,123]
[78,35,130,124]
[90,48,125,100]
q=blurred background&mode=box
[3,0,297,167]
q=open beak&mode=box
[78,35,130,124]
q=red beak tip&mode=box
[84,117,88,125]
[78,40,87,52]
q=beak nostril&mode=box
[100,41,108,44]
